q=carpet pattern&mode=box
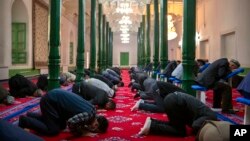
[41,70,195,141]
[0,70,245,140]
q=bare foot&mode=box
[131,99,143,111]
[138,117,151,135]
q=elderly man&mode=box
[196,58,240,114]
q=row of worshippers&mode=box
[127,57,249,140]
[0,67,124,106]
[1,60,249,140]
[0,66,125,140]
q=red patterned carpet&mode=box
[41,70,195,141]
[0,69,245,140]
[206,89,244,124]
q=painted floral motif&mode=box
[116,103,130,108]
[115,96,129,100]
[99,137,130,141]
[108,116,132,123]
[112,127,124,131]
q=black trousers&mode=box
[213,82,233,110]
[19,96,62,136]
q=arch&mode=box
[11,0,29,65]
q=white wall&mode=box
[113,32,138,67]
[61,16,78,72]
[196,0,250,67]
[11,0,33,69]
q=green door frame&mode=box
[120,52,129,66]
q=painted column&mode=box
[105,22,109,68]
[102,15,106,70]
[137,27,141,67]
[159,0,168,69]
[97,4,103,72]
[109,28,113,67]
[90,0,96,75]
[48,0,61,90]
[106,22,109,68]
[142,15,146,67]
[75,0,85,82]
[146,4,151,65]
[153,0,159,77]
[182,0,196,96]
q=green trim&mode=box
[9,69,40,77]
[120,52,129,66]
[12,23,27,64]
[69,42,74,64]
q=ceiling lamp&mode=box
[120,33,130,37]
[120,27,129,32]
[121,37,130,41]
[168,15,177,40]
[118,16,132,25]
[116,2,133,14]
[122,40,129,44]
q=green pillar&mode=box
[182,0,196,96]
[109,28,113,67]
[137,27,141,66]
[153,0,159,77]
[105,22,109,68]
[160,0,168,69]
[106,22,109,68]
[90,0,96,75]
[97,4,103,72]
[146,4,151,65]
[48,0,61,90]
[102,15,106,70]
[142,15,146,67]
[75,0,85,82]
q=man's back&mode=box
[45,89,95,120]
[164,92,217,127]
[196,58,231,88]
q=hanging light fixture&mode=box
[118,16,132,25]
[168,15,177,40]
[167,0,178,40]
[116,2,133,14]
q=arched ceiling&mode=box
[62,0,183,33]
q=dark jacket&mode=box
[142,78,158,94]
[163,92,217,134]
[195,58,231,88]
[93,74,114,88]
[162,61,178,78]
[157,81,186,98]
[72,81,109,108]
[8,74,38,98]
[41,89,96,132]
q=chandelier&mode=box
[116,2,133,14]
[119,16,132,25]
[168,15,177,40]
